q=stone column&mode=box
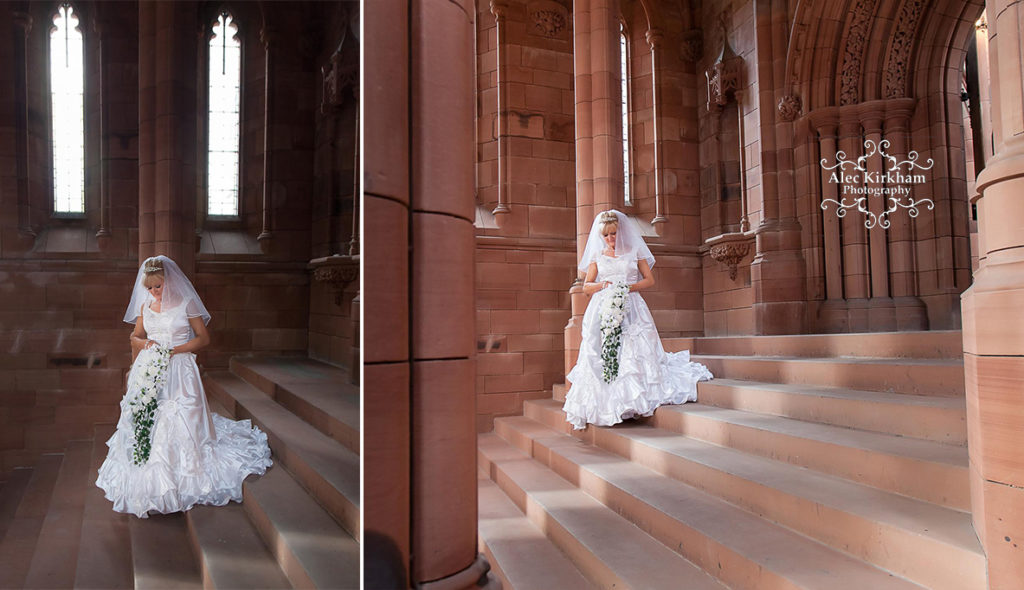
[962,1,1024,585]
[861,110,895,330]
[364,0,495,587]
[13,10,35,241]
[748,0,806,334]
[884,101,928,330]
[838,113,869,329]
[137,2,198,271]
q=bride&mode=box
[96,256,272,518]
[563,210,713,430]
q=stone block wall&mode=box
[474,0,578,431]
[0,1,355,470]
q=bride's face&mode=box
[602,227,617,249]
[145,277,164,301]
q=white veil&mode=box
[123,255,212,325]
[577,209,655,272]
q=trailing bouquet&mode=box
[128,344,171,465]
[599,282,630,383]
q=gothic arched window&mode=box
[207,11,242,217]
[620,22,632,205]
[50,3,85,215]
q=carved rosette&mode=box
[777,94,801,122]
[311,255,359,305]
[709,242,751,280]
[680,29,703,62]
[527,1,569,38]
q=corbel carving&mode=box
[311,255,360,306]
[709,242,751,280]
[705,17,742,111]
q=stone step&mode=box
[696,379,967,444]
[691,355,965,396]
[74,424,133,590]
[0,453,63,588]
[129,513,203,589]
[230,356,360,456]
[478,433,727,590]
[553,379,967,444]
[242,465,360,589]
[204,371,360,540]
[496,415,985,590]
[526,399,969,511]
[664,331,964,359]
[0,467,33,542]
[185,501,293,589]
[477,473,594,590]
[24,439,93,589]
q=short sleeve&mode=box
[185,298,202,318]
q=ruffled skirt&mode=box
[96,349,273,518]
[563,290,713,430]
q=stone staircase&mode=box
[0,355,359,589]
[478,331,985,590]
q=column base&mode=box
[415,554,499,590]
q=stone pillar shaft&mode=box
[137,2,198,270]
[961,1,1024,585]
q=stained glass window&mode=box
[207,12,241,217]
[620,24,632,205]
[50,3,85,214]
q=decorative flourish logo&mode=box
[820,139,934,229]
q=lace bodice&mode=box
[596,250,641,284]
[143,301,193,347]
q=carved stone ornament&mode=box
[527,1,569,38]
[705,18,742,111]
[709,242,751,280]
[322,49,356,113]
[883,0,925,99]
[839,0,877,106]
[311,254,359,305]
[680,29,703,62]
[777,94,801,122]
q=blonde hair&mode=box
[142,258,164,286]
[599,211,618,235]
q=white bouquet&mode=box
[128,344,171,465]
[599,282,630,383]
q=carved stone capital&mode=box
[490,0,510,21]
[645,28,664,50]
[777,94,801,122]
[260,26,281,51]
[12,11,33,35]
[680,29,703,62]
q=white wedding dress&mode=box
[563,250,713,430]
[96,300,272,518]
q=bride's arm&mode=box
[629,259,655,292]
[129,308,150,363]
[582,262,610,295]
[170,317,211,356]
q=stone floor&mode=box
[0,355,360,590]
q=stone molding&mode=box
[883,0,926,99]
[840,0,877,106]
